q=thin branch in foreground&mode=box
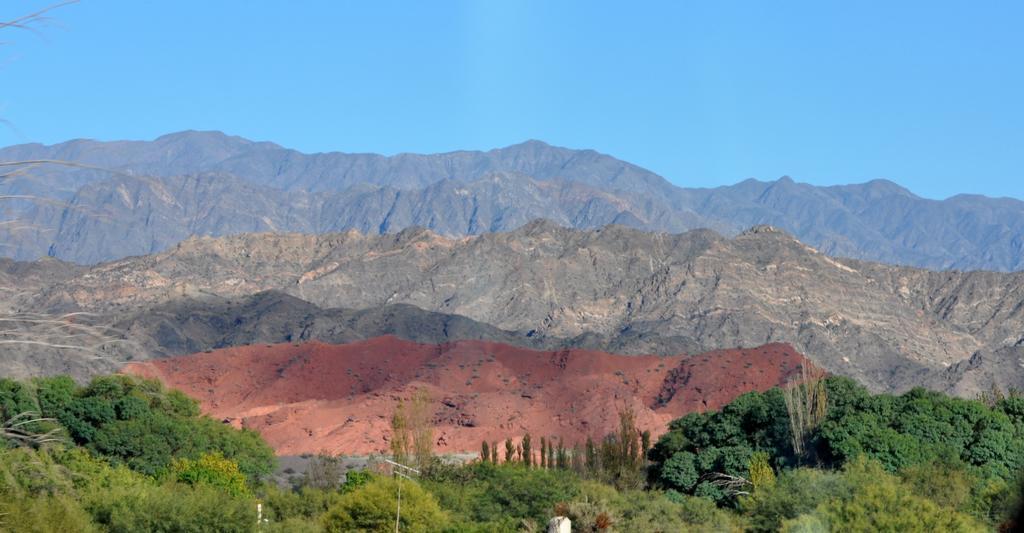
[699,472,752,497]
[0,311,139,362]
[0,159,134,179]
[1,412,64,448]
[0,1,79,37]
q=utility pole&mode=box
[384,459,420,532]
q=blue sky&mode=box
[1,1,1022,199]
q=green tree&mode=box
[260,484,343,523]
[170,452,249,496]
[85,481,255,533]
[539,437,547,468]
[321,477,447,533]
[522,433,532,467]
[0,379,38,422]
[388,389,434,469]
[409,388,434,469]
[572,442,585,473]
[661,451,699,492]
[423,461,581,526]
[0,494,96,533]
[898,456,975,511]
[556,436,568,470]
[303,453,345,491]
[391,401,410,465]
[741,468,848,532]
[784,457,984,532]
[748,451,776,490]
[585,436,598,475]
[27,375,274,481]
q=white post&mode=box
[547,516,571,533]
[395,478,402,533]
[383,459,418,533]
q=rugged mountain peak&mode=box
[499,139,558,151]
[515,218,568,235]
[742,224,783,235]
[390,225,445,245]
[860,178,914,197]
[152,129,251,145]
[736,224,810,248]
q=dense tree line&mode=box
[477,407,652,491]
[0,374,274,480]
[1,372,1022,530]
[0,375,276,531]
[648,375,1024,529]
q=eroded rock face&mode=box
[123,337,811,455]
[18,224,1024,394]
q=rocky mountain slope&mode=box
[8,223,1024,395]
[108,290,719,363]
[124,337,809,455]
[11,172,708,264]
[2,131,1023,270]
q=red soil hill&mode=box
[124,337,810,456]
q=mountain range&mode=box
[5,223,1023,397]
[2,130,1023,270]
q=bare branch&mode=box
[699,472,752,497]
[1,411,65,448]
[0,311,139,363]
[0,159,134,179]
[0,1,79,37]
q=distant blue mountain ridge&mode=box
[1,130,1021,270]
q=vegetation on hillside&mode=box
[0,372,1020,531]
[648,375,1024,529]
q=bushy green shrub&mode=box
[570,481,743,532]
[170,451,250,496]
[785,457,985,532]
[423,462,580,527]
[741,468,849,532]
[321,476,447,533]
[261,483,343,522]
[84,480,256,533]
[0,493,96,533]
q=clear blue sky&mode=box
[2,1,1022,199]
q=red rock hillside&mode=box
[124,337,812,456]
